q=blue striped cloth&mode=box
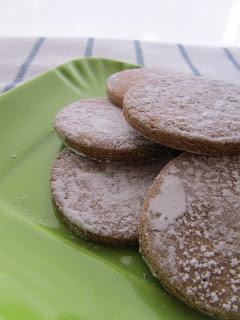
[1,37,240,93]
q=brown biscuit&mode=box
[106,68,170,108]
[140,152,240,319]
[123,75,240,156]
[50,149,173,246]
[54,97,172,162]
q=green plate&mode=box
[0,58,209,320]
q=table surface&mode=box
[1,0,240,47]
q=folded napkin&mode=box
[1,37,240,93]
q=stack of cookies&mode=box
[50,67,240,319]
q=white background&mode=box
[1,0,240,46]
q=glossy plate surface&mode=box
[0,58,209,320]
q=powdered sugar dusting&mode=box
[148,175,186,229]
[54,97,162,155]
[107,67,177,106]
[141,153,240,317]
[124,74,240,154]
[51,149,172,242]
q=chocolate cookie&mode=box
[123,75,240,155]
[54,98,171,162]
[107,68,169,108]
[140,152,240,319]
[50,149,173,245]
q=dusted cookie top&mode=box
[50,149,173,245]
[54,97,171,162]
[123,75,240,155]
[140,153,240,319]
[107,68,170,108]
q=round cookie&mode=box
[140,153,240,319]
[107,68,169,108]
[54,97,171,162]
[50,149,173,246]
[123,75,240,156]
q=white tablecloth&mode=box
[1,37,240,93]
